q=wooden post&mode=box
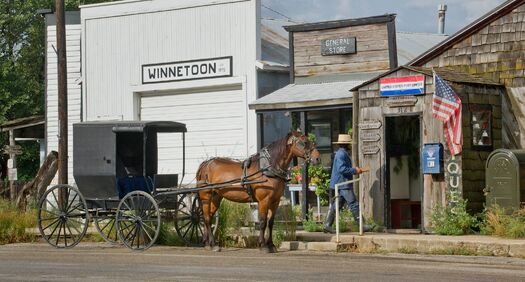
[300,111,308,220]
[9,129,16,201]
[56,0,68,185]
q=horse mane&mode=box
[263,132,292,168]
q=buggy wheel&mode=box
[116,191,160,251]
[37,184,88,248]
[94,211,119,244]
[174,193,218,247]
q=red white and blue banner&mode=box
[379,75,425,96]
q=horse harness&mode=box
[240,135,312,202]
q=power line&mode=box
[261,4,300,23]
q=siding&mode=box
[46,25,82,185]
[356,67,503,226]
[293,23,392,77]
[81,0,259,155]
[140,86,246,182]
[422,4,525,149]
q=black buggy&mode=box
[37,121,218,251]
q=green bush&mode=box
[216,200,252,247]
[302,208,323,232]
[156,221,186,246]
[430,199,477,235]
[0,199,37,244]
[303,219,323,232]
[273,203,298,246]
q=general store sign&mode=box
[142,56,232,84]
[379,75,425,96]
[321,37,356,56]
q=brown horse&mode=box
[196,131,321,252]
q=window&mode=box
[470,104,492,150]
[308,120,332,151]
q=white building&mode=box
[45,0,289,184]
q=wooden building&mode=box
[251,15,399,166]
[250,15,448,218]
[410,0,525,150]
[43,0,290,184]
[352,66,505,230]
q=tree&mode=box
[0,0,113,181]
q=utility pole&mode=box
[56,0,68,185]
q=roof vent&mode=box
[438,4,447,34]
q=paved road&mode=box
[1,243,525,281]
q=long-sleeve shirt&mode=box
[329,148,357,190]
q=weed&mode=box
[302,208,323,232]
[303,219,323,232]
[216,200,252,247]
[429,245,478,256]
[273,203,297,245]
[157,221,186,246]
[430,199,477,235]
[480,205,525,239]
[398,246,418,254]
[0,199,37,244]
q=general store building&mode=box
[249,14,449,222]
[351,66,504,230]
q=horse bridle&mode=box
[289,135,315,163]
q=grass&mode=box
[480,205,525,239]
[0,199,37,245]
[429,245,484,256]
[156,221,186,246]
[397,246,418,254]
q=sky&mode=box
[262,0,508,34]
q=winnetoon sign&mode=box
[142,56,233,84]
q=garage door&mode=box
[140,86,246,184]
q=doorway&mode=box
[385,115,422,230]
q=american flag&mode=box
[433,72,462,156]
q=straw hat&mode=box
[333,134,353,144]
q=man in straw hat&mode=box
[323,134,372,233]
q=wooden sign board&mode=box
[359,120,382,130]
[362,145,380,155]
[2,145,22,155]
[360,132,381,142]
[386,96,418,107]
[8,168,17,181]
[321,37,356,56]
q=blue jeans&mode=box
[328,188,359,221]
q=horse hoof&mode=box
[212,246,221,252]
[204,245,212,251]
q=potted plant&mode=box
[288,164,330,206]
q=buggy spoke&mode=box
[140,225,153,245]
[42,218,61,233]
[55,222,63,246]
[142,223,156,239]
[40,215,60,222]
[120,221,135,231]
[124,224,137,242]
[65,193,78,213]
[46,199,60,212]
[66,202,84,215]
